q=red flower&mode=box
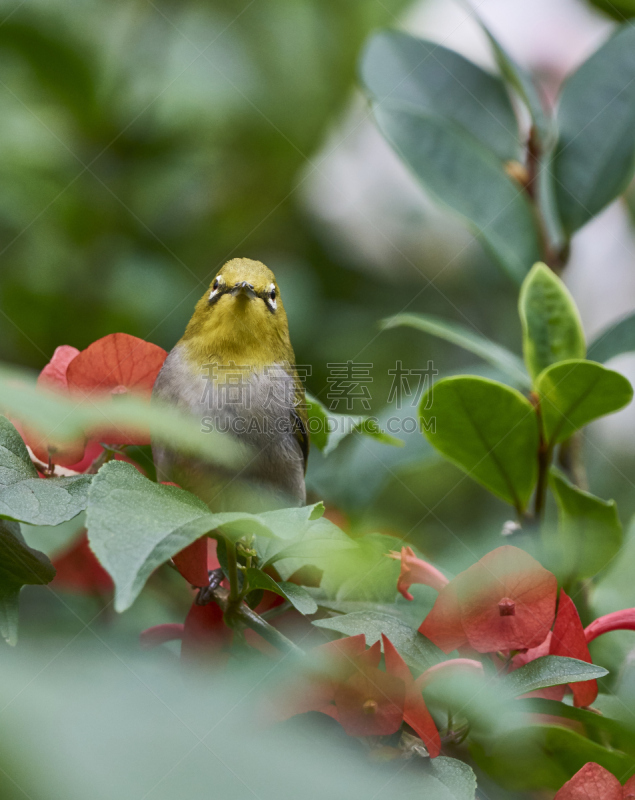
[554,762,630,799]
[333,664,405,737]
[66,333,167,446]
[51,531,113,596]
[140,600,232,666]
[419,546,557,654]
[24,334,167,466]
[382,634,441,756]
[389,546,449,601]
[172,537,221,588]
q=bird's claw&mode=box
[195,568,224,605]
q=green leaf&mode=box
[306,394,403,455]
[473,12,551,146]
[257,517,358,569]
[0,415,92,525]
[244,568,317,615]
[381,312,530,389]
[86,461,331,612]
[0,519,56,645]
[372,103,541,283]
[313,610,444,671]
[588,310,635,363]
[394,758,477,800]
[503,655,608,698]
[548,468,622,581]
[526,698,635,756]
[0,475,92,526]
[553,25,635,234]
[420,376,539,512]
[519,262,586,382]
[589,0,635,20]
[471,724,635,791]
[0,415,38,482]
[360,29,521,161]
[536,359,633,445]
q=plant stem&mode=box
[209,585,304,657]
[226,541,240,605]
[534,441,552,520]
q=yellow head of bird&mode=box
[180,258,294,367]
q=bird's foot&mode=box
[195,568,224,605]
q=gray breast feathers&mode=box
[151,345,306,511]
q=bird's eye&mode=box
[270,288,276,300]
[209,277,223,303]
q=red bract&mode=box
[66,333,167,446]
[554,762,623,799]
[51,532,113,596]
[390,546,448,601]
[172,537,221,588]
[140,600,232,666]
[66,333,166,399]
[585,610,635,642]
[382,634,441,756]
[27,346,86,466]
[419,546,557,654]
[550,591,596,708]
[38,345,80,391]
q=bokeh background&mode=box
[2,2,635,795]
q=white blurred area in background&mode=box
[304,0,635,454]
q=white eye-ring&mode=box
[208,277,222,303]
[266,283,277,312]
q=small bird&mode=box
[152,258,308,512]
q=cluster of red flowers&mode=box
[274,632,483,756]
[395,544,635,709]
[555,762,635,799]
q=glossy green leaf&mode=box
[86,461,329,612]
[372,103,541,283]
[420,376,539,512]
[519,263,586,382]
[361,29,521,161]
[503,656,608,698]
[0,519,56,645]
[553,25,635,233]
[313,610,444,671]
[588,310,635,363]
[382,312,530,389]
[548,468,622,581]
[244,568,317,615]
[536,359,633,445]
[305,394,402,455]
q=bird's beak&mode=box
[230,281,256,299]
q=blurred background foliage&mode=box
[4,0,635,743]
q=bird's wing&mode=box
[290,367,309,474]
